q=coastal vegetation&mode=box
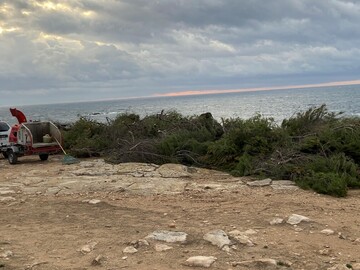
[62,105,360,197]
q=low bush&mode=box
[63,117,109,157]
[296,172,348,197]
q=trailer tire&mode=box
[39,153,49,161]
[7,150,18,165]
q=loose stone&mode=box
[321,229,335,235]
[319,249,330,255]
[203,230,231,248]
[155,244,173,252]
[232,258,278,267]
[270,218,284,225]
[91,255,103,266]
[184,256,217,268]
[88,199,101,204]
[80,242,98,254]
[130,239,149,248]
[228,230,255,246]
[287,214,310,225]
[123,246,138,254]
[168,222,176,228]
[222,245,231,252]
[0,250,13,258]
[146,230,188,243]
[243,229,257,235]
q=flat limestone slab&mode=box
[247,178,272,187]
[0,159,301,196]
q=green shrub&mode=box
[157,129,213,165]
[206,138,238,168]
[64,117,109,157]
[228,115,283,155]
[232,153,254,176]
[296,172,348,197]
[293,153,360,196]
[205,114,284,172]
[282,104,338,136]
[318,118,360,163]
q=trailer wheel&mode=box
[39,153,49,161]
[7,150,18,165]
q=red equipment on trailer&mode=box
[0,108,63,164]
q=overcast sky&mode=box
[1,0,360,105]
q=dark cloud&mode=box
[0,0,360,105]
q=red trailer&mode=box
[0,108,63,164]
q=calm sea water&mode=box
[1,85,360,125]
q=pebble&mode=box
[243,229,257,235]
[91,255,103,266]
[319,249,330,255]
[270,218,284,225]
[46,187,61,195]
[184,256,217,268]
[287,214,310,225]
[155,244,173,252]
[0,250,13,258]
[123,246,138,254]
[203,229,231,249]
[321,229,335,235]
[80,242,98,254]
[232,258,278,267]
[228,230,255,247]
[168,222,176,228]
[146,230,188,243]
[222,245,231,252]
[130,239,149,248]
[88,199,102,205]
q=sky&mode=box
[1,0,360,106]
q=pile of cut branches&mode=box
[62,105,360,196]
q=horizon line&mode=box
[153,79,360,97]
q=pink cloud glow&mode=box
[154,80,360,97]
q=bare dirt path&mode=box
[0,155,359,270]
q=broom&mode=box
[54,137,80,165]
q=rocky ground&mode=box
[0,155,359,270]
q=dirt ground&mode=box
[0,155,359,270]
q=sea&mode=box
[1,84,360,125]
